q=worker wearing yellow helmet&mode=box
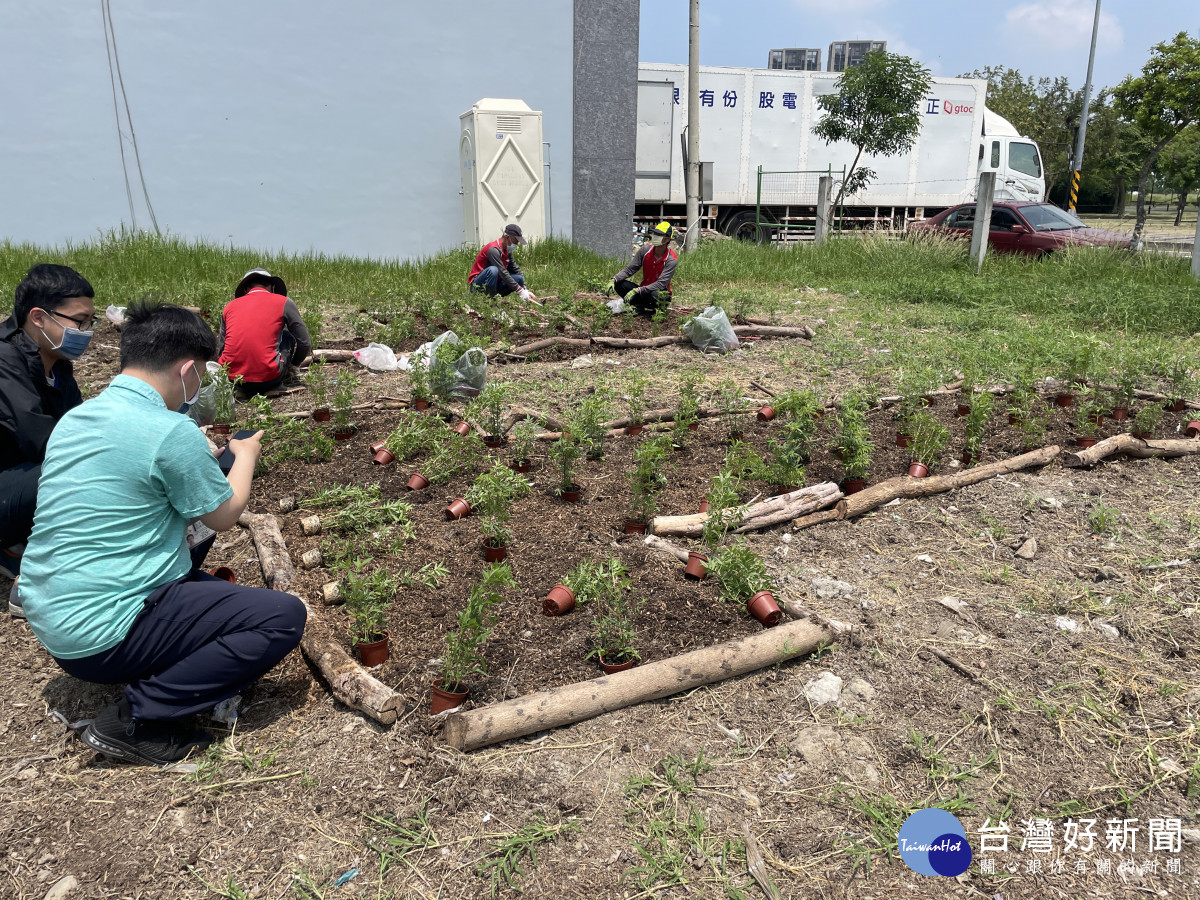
[609,222,678,316]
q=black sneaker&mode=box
[81,696,213,766]
[7,579,24,619]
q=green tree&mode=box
[814,51,932,207]
[961,66,1082,197]
[1111,31,1200,243]
[1156,126,1200,226]
[1080,93,1153,215]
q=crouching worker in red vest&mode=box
[19,301,306,766]
[610,221,678,316]
[218,268,312,397]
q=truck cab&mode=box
[979,110,1044,203]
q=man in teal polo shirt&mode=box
[20,301,306,766]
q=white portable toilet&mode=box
[459,99,545,246]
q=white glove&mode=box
[518,288,532,301]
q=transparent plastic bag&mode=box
[681,305,739,354]
[105,304,126,326]
[187,361,225,427]
[411,331,488,399]
[453,346,488,399]
[353,342,400,372]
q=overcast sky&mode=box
[640,0,1195,89]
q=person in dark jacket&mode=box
[611,221,678,316]
[0,263,95,605]
[217,268,312,397]
[467,224,538,300]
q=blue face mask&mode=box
[176,362,201,414]
[36,310,93,361]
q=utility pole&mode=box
[1068,0,1102,212]
[684,0,700,251]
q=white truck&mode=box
[635,63,1046,241]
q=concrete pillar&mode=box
[814,176,832,246]
[573,0,639,260]
[970,172,997,275]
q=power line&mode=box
[100,0,137,230]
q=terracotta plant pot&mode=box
[1090,413,1104,428]
[543,584,576,616]
[598,653,637,675]
[356,633,389,667]
[625,424,644,436]
[445,498,472,520]
[450,421,471,437]
[746,590,782,627]
[560,485,582,503]
[756,405,776,422]
[832,448,844,461]
[956,404,971,418]
[1185,420,1200,438]
[212,423,232,435]
[1167,399,1187,413]
[430,680,468,715]
[773,485,799,497]
[1055,393,1074,408]
[484,436,505,449]
[413,398,431,411]
[907,461,930,478]
[1075,436,1098,448]
[372,448,396,465]
[1132,431,1152,440]
[687,422,699,432]
[369,439,387,454]
[698,500,710,513]
[406,472,430,491]
[684,551,708,581]
[1111,406,1129,422]
[312,408,331,423]
[961,450,978,467]
[483,541,508,563]
[896,432,912,449]
[333,427,355,441]
[509,459,532,474]
[623,519,648,535]
[842,478,865,494]
[208,566,237,583]
[1008,413,1021,426]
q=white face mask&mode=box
[177,362,201,413]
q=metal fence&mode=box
[755,166,843,237]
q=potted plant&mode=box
[432,563,515,713]
[1072,388,1103,447]
[1165,357,1195,412]
[376,411,438,466]
[906,411,949,477]
[462,463,532,560]
[543,559,602,617]
[409,352,432,411]
[210,364,238,435]
[550,432,583,502]
[626,435,671,533]
[343,564,397,667]
[468,383,508,449]
[1007,370,1037,426]
[690,466,745,581]
[671,371,702,447]
[763,439,805,495]
[714,378,746,441]
[304,359,332,422]
[331,370,359,440]
[1130,402,1163,439]
[706,542,781,627]
[508,420,537,473]
[1057,344,1094,407]
[574,391,612,460]
[586,558,642,673]
[834,392,873,492]
[624,372,647,436]
[1110,357,1138,422]
[894,366,937,443]
[961,392,994,466]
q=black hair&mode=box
[119,300,216,372]
[13,263,95,327]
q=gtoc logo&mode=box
[925,98,974,115]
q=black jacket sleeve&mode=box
[281,299,313,363]
[485,246,522,293]
[0,342,80,466]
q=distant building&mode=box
[766,48,821,71]
[827,40,886,71]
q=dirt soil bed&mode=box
[2,323,1199,900]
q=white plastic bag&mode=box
[681,306,739,354]
[353,342,400,372]
[105,304,126,326]
[606,296,625,314]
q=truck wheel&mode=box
[723,211,771,244]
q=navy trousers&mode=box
[0,462,40,548]
[470,267,526,297]
[54,571,307,721]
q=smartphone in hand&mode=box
[217,430,258,474]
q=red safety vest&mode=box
[467,239,510,285]
[219,288,288,383]
[642,246,676,293]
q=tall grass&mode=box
[0,229,1195,336]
